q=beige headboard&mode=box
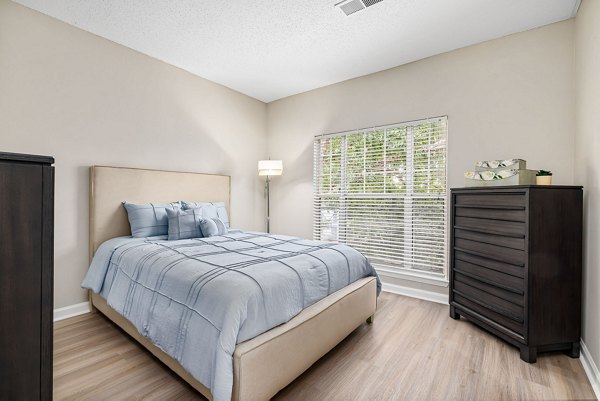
[89,166,231,260]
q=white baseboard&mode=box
[53,301,91,322]
[382,282,448,305]
[581,340,600,399]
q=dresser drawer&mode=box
[454,216,525,237]
[452,294,524,337]
[453,280,523,321]
[454,228,524,250]
[454,192,526,208]
[454,237,525,267]
[453,258,524,294]
[455,206,526,222]
[454,272,523,306]
[454,250,525,278]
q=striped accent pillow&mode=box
[181,201,230,228]
[199,217,228,238]
[166,207,204,240]
[122,201,181,237]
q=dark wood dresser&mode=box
[449,185,582,363]
[0,152,54,400]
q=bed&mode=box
[84,165,379,401]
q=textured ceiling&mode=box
[13,0,580,102]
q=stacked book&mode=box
[464,159,536,187]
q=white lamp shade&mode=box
[258,160,283,176]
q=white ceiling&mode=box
[13,0,579,102]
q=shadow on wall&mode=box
[281,141,314,189]
[269,140,315,237]
[78,165,89,262]
[581,158,596,347]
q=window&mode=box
[313,116,448,277]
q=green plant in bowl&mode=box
[537,170,552,176]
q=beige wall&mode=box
[0,0,583,316]
[0,1,268,308]
[267,20,575,294]
[575,0,600,372]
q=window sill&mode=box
[374,265,449,287]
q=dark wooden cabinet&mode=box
[449,185,582,363]
[0,152,54,400]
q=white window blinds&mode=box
[313,116,448,276]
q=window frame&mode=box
[313,116,449,283]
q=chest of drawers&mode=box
[0,152,54,400]
[449,186,582,363]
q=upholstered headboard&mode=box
[89,166,231,260]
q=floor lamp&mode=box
[258,160,283,233]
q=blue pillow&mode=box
[181,201,211,210]
[122,201,181,237]
[199,217,228,238]
[181,201,230,228]
[166,207,204,240]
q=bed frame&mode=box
[88,165,377,401]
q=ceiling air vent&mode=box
[335,0,384,16]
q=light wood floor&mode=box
[54,292,596,401]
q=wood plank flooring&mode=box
[54,292,596,400]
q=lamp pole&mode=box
[258,159,282,234]
[266,175,271,233]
